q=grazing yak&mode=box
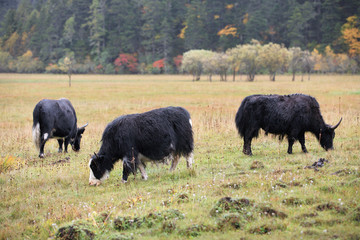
[32,98,88,158]
[89,107,194,186]
[235,94,342,155]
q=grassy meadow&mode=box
[0,73,359,239]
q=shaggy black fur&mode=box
[90,106,194,182]
[32,98,87,158]
[235,94,342,155]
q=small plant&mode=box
[162,221,176,233]
[0,155,24,173]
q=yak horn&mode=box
[79,123,89,129]
[330,118,342,130]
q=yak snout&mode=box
[89,179,102,186]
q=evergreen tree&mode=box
[184,0,209,50]
[106,0,141,57]
[320,0,342,46]
[86,0,106,59]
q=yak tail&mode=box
[235,98,249,137]
[32,105,41,150]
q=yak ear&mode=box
[330,118,342,130]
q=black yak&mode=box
[32,98,88,158]
[89,107,194,185]
[235,94,342,155]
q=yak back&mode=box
[235,94,325,137]
[33,98,77,138]
[99,107,193,161]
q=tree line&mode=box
[182,40,358,82]
[0,0,359,75]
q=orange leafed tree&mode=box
[341,15,360,57]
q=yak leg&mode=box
[64,137,70,153]
[138,161,148,180]
[122,152,138,183]
[298,133,308,153]
[39,132,50,158]
[170,155,180,171]
[57,139,63,153]
[243,137,253,156]
[287,137,295,154]
[186,152,194,168]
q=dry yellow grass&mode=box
[0,73,359,239]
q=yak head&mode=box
[71,123,88,152]
[89,152,109,186]
[319,118,342,151]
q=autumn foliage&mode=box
[114,53,138,73]
[153,58,165,70]
[341,15,360,57]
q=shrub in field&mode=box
[113,216,143,231]
[56,221,95,240]
[144,209,184,227]
[210,197,253,217]
[0,155,24,173]
[216,213,245,230]
[113,209,185,231]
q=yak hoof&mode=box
[121,179,127,183]
[243,150,252,156]
[39,153,44,158]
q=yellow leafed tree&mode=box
[341,15,360,57]
[217,25,237,37]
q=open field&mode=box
[0,73,359,239]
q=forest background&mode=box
[0,0,359,76]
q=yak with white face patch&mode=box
[89,106,194,185]
[32,98,88,158]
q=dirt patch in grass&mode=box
[179,223,214,237]
[176,193,189,203]
[50,157,70,166]
[316,202,348,214]
[217,213,244,230]
[221,182,247,189]
[295,212,318,220]
[300,219,343,227]
[258,206,287,219]
[250,161,264,169]
[331,169,359,177]
[282,197,314,206]
[249,223,287,235]
[274,181,288,188]
[272,169,292,174]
